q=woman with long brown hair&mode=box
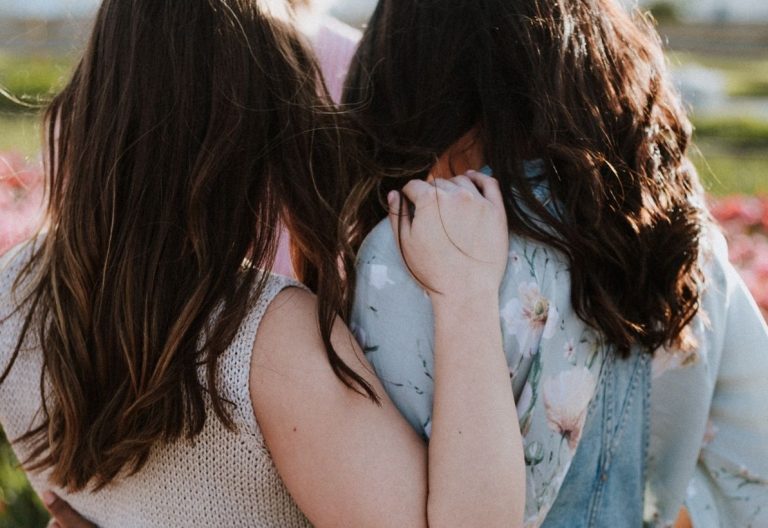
[344,0,768,526]
[0,0,527,526]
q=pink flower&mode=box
[501,282,559,357]
[710,195,768,321]
[0,152,45,254]
[542,367,597,450]
[710,195,764,227]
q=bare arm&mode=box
[397,172,525,527]
[250,287,429,528]
[428,294,523,527]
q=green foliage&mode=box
[0,54,73,113]
[0,114,42,156]
[0,429,49,528]
[647,1,681,24]
[670,52,768,99]
[693,117,768,150]
[691,118,768,196]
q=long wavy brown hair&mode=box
[344,0,705,356]
[2,0,373,492]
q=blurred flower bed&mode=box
[0,153,44,253]
[0,150,767,527]
[709,195,768,318]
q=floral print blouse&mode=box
[351,174,768,527]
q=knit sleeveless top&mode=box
[0,241,313,527]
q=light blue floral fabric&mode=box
[351,169,768,527]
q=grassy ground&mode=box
[668,51,768,98]
[0,53,71,113]
[691,118,768,195]
[0,114,42,157]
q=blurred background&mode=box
[0,0,766,525]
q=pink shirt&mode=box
[273,15,361,277]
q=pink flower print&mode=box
[501,282,559,357]
[542,367,597,450]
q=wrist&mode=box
[431,289,500,319]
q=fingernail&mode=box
[387,191,398,204]
[42,490,56,506]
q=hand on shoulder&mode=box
[388,171,509,304]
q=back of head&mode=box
[346,0,705,357]
[4,0,372,491]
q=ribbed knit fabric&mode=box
[0,241,313,528]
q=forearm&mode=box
[427,294,525,528]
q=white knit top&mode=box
[0,241,313,528]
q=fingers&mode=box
[43,491,97,528]
[449,174,482,197]
[401,179,436,207]
[463,170,503,208]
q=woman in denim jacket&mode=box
[344,0,768,526]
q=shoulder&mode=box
[357,218,401,265]
[251,281,367,386]
[0,236,42,312]
[248,280,381,443]
[355,219,419,293]
[255,284,319,356]
[353,219,432,319]
[0,236,40,278]
[697,221,746,314]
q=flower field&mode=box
[709,195,768,318]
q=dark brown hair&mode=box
[344,0,704,356]
[2,0,374,491]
